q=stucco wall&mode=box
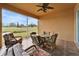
[39,9,74,42]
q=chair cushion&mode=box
[6,47,13,56]
[0,46,14,56]
[22,52,29,56]
[12,43,23,56]
[13,43,29,56]
[0,46,7,56]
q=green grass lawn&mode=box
[2,27,38,38]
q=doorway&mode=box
[76,10,79,48]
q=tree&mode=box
[16,22,19,27]
[28,24,37,27]
[9,22,16,27]
[20,24,25,27]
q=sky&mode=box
[2,9,38,26]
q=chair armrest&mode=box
[12,36,22,44]
[24,45,39,53]
[15,36,22,38]
[15,36,22,41]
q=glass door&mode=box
[76,10,79,47]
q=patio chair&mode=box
[46,33,58,51]
[1,43,36,56]
[30,32,36,36]
[52,33,58,44]
[30,35,39,45]
[31,34,45,48]
[2,32,22,48]
[1,32,50,56]
[37,36,47,48]
[1,42,50,56]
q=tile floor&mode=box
[1,38,79,56]
[49,40,79,56]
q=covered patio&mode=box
[0,3,79,56]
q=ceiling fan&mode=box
[36,3,54,12]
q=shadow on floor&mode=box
[44,40,79,56]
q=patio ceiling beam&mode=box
[1,3,39,19]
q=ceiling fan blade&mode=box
[43,3,49,7]
[37,9,42,12]
[36,3,53,13]
[43,9,47,12]
[47,7,54,9]
[36,5,42,7]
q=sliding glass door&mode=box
[76,10,79,47]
